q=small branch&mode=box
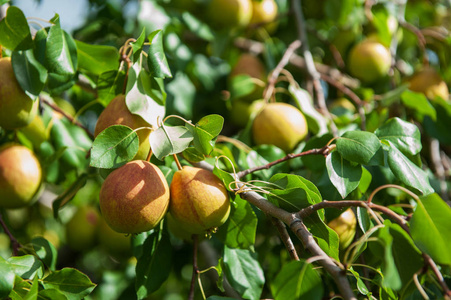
[399,20,428,65]
[41,95,95,140]
[320,73,366,131]
[291,0,338,137]
[430,139,449,201]
[236,145,332,178]
[422,253,451,298]
[263,40,302,102]
[271,217,300,260]
[188,234,199,300]
[0,211,21,256]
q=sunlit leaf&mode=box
[325,151,362,198]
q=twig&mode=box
[188,234,199,300]
[271,217,300,260]
[291,0,338,137]
[263,40,302,102]
[40,95,95,140]
[430,139,449,201]
[236,145,332,178]
[422,253,451,298]
[0,211,21,256]
[399,20,428,65]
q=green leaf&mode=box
[75,40,119,75]
[290,84,329,135]
[23,276,39,300]
[301,134,333,171]
[147,30,172,78]
[375,117,422,156]
[348,268,370,296]
[135,228,173,298]
[181,12,215,41]
[46,16,78,76]
[182,147,206,163]
[401,90,436,121]
[97,70,126,106]
[223,246,265,300]
[8,255,44,280]
[131,28,146,62]
[268,173,323,212]
[90,125,139,169]
[149,125,193,160]
[410,193,451,265]
[42,268,96,300]
[213,162,236,192]
[325,151,362,198]
[52,174,88,219]
[216,195,258,249]
[423,97,451,145]
[125,63,166,127]
[377,221,402,290]
[336,131,381,165]
[386,141,434,195]
[0,256,15,299]
[31,237,58,271]
[188,114,224,155]
[38,288,68,300]
[11,49,48,99]
[0,6,33,50]
[270,260,323,300]
[229,74,257,99]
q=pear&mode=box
[348,38,392,83]
[0,57,38,129]
[229,53,266,102]
[207,0,252,29]
[65,205,100,251]
[249,0,278,32]
[99,160,170,234]
[252,102,308,152]
[0,144,42,209]
[327,208,357,249]
[169,166,230,234]
[95,95,152,160]
[409,67,449,101]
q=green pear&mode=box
[207,0,252,29]
[99,160,170,234]
[98,217,131,256]
[0,144,42,209]
[252,102,308,152]
[169,166,230,234]
[95,95,152,160]
[230,99,265,127]
[0,57,38,129]
[65,205,100,251]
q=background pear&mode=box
[169,166,230,234]
[65,205,100,252]
[0,57,38,130]
[409,67,449,101]
[99,160,170,234]
[327,208,357,249]
[252,102,308,152]
[207,0,252,29]
[0,144,42,209]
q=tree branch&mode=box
[0,211,21,256]
[271,217,300,261]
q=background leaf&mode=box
[0,6,33,50]
[75,40,119,75]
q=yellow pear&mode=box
[169,166,230,234]
[409,67,449,101]
[252,102,308,152]
[0,144,42,209]
[348,39,392,83]
[207,0,252,29]
[95,94,152,160]
[99,160,170,234]
[327,208,357,249]
[249,0,278,32]
[0,57,38,129]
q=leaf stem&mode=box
[173,154,183,171]
[188,234,199,300]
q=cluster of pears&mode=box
[95,94,230,236]
[0,57,43,210]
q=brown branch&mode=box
[0,211,21,256]
[271,217,300,260]
[40,95,95,140]
[320,73,366,131]
[399,20,428,65]
[188,234,199,300]
[291,0,338,137]
[236,145,332,178]
[263,40,302,102]
[422,253,451,298]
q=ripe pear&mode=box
[0,57,38,130]
[0,144,42,209]
[207,0,252,29]
[348,39,392,83]
[65,206,100,251]
[95,95,152,160]
[229,54,266,102]
[169,166,230,234]
[99,160,170,234]
[252,102,308,152]
[167,213,204,242]
[408,67,449,101]
[327,208,357,249]
[249,0,278,32]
